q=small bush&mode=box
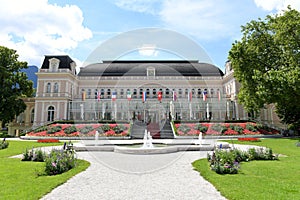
[79,126,94,134]
[0,138,9,150]
[211,124,227,133]
[248,147,278,161]
[0,131,13,138]
[246,123,257,132]
[95,126,105,134]
[32,149,46,162]
[34,126,48,133]
[207,147,278,174]
[47,126,62,134]
[113,125,127,134]
[178,124,191,134]
[22,148,46,162]
[44,147,76,176]
[101,124,111,132]
[195,123,208,133]
[208,149,239,174]
[64,126,77,134]
[233,125,244,134]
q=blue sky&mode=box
[0,0,299,71]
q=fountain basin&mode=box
[74,142,230,154]
[114,146,178,154]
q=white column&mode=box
[206,103,210,119]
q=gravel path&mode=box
[41,151,226,200]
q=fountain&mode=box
[142,129,154,149]
[194,132,204,145]
[94,130,99,146]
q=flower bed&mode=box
[37,139,60,143]
[174,122,279,136]
[26,123,131,138]
[238,137,261,142]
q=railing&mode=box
[78,76,223,81]
[36,92,72,98]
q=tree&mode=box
[228,7,300,128]
[0,46,33,124]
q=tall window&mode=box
[152,88,156,95]
[54,83,59,93]
[47,106,55,122]
[46,83,51,93]
[30,109,35,123]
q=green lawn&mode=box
[192,138,300,200]
[0,141,90,200]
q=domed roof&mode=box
[78,60,224,77]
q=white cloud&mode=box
[159,0,235,40]
[114,0,242,40]
[0,0,92,66]
[254,0,300,12]
[138,44,159,57]
[113,0,161,15]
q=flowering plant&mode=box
[174,122,279,136]
[27,123,130,137]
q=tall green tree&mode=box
[228,7,300,128]
[0,46,33,124]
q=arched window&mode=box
[54,83,59,93]
[152,88,156,95]
[47,106,55,122]
[166,88,170,98]
[46,83,51,93]
[30,109,35,123]
[185,89,189,96]
[107,89,111,95]
[139,88,143,98]
[87,89,91,98]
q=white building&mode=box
[8,55,282,135]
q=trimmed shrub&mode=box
[34,126,48,133]
[233,125,244,134]
[101,124,111,132]
[79,126,94,134]
[195,123,208,133]
[64,126,77,134]
[113,125,127,134]
[246,123,258,132]
[211,124,227,133]
[0,138,9,150]
[95,126,105,134]
[47,126,62,134]
[178,124,191,134]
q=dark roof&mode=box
[78,60,224,77]
[41,55,75,70]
